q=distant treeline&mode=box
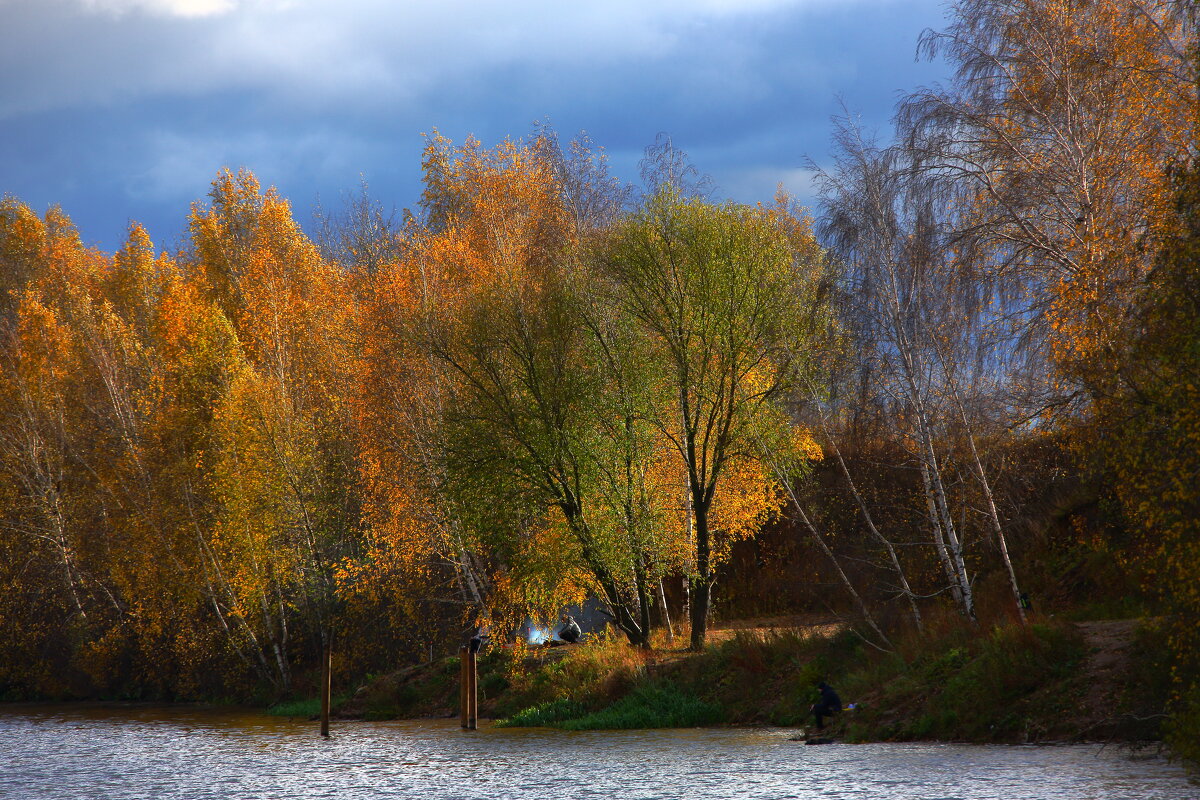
[0,0,1195,762]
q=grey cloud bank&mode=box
[0,0,947,251]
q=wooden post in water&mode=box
[320,639,332,738]
[467,649,478,730]
[459,646,469,729]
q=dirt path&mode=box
[1073,619,1146,739]
[706,613,843,643]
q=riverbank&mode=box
[333,614,1173,747]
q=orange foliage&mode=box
[943,0,1194,386]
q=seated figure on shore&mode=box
[556,614,581,644]
[468,621,488,654]
[810,681,841,731]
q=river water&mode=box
[0,706,1194,800]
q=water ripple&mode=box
[0,707,1194,800]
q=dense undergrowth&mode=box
[495,684,723,731]
[266,695,352,718]
[341,616,1172,746]
[838,623,1086,741]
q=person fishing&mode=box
[810,681,841,731]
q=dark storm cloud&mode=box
[0,0,948,250]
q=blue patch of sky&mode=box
[0,0,950,253]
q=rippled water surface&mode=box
[1,706,1195,800]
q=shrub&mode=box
[498,683,724,730]
[266,698,320,717]
[560,683,725,730]
[495,698,588,728]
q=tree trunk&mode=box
[919,460,965,610]
[566,512,646,646]
[688,506,712,651]
[657,577,674,644]
[633,556,653,649]
[688,577,711,651]
[777,470,891,649]
[913,401,975,621]
[965,428,1025,624]
[936,358,1025,624]
[826,433,923,632]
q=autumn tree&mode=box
[0,204,219,695]
[1098,121,1200,761]
[814,111,1044,623]
[187,169,359,691]
[313,178,404,279]
[902,0,1195,403]
[409,134,678,645]
[598,187,829,649]
[0,205,138,687]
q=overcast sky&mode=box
[1,0,949,252]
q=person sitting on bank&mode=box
[557,614,581,644]
[810,681,841,731]
[468,621,489,654]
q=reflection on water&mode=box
[0,705,1194,800]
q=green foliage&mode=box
[559,683,724,730]
[495,636,645,718]
[841,623,1086,742]
[670,628,865,725]
[1097,153,1200,764]
[598,187,831,648]
[479,671,510,698]
[266,698,320,717]
[498,683,723,730]
[482,620,1093,741]
[495,698,587,727]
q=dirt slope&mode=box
[1073,618,1163,742]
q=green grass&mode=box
[266,694,351,718]
[266,697,322,717]
[491,621,1088,739]
[495,698,588,727]
[497,683,723,730]
[487,631,648,719]
[559,683,724,730]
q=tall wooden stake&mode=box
[467,650,478,730]
[320,639,332,738]
[459,646,469,729]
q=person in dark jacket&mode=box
[810,682,841,730]
[557,614,581,644]
[468,621,489,653]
